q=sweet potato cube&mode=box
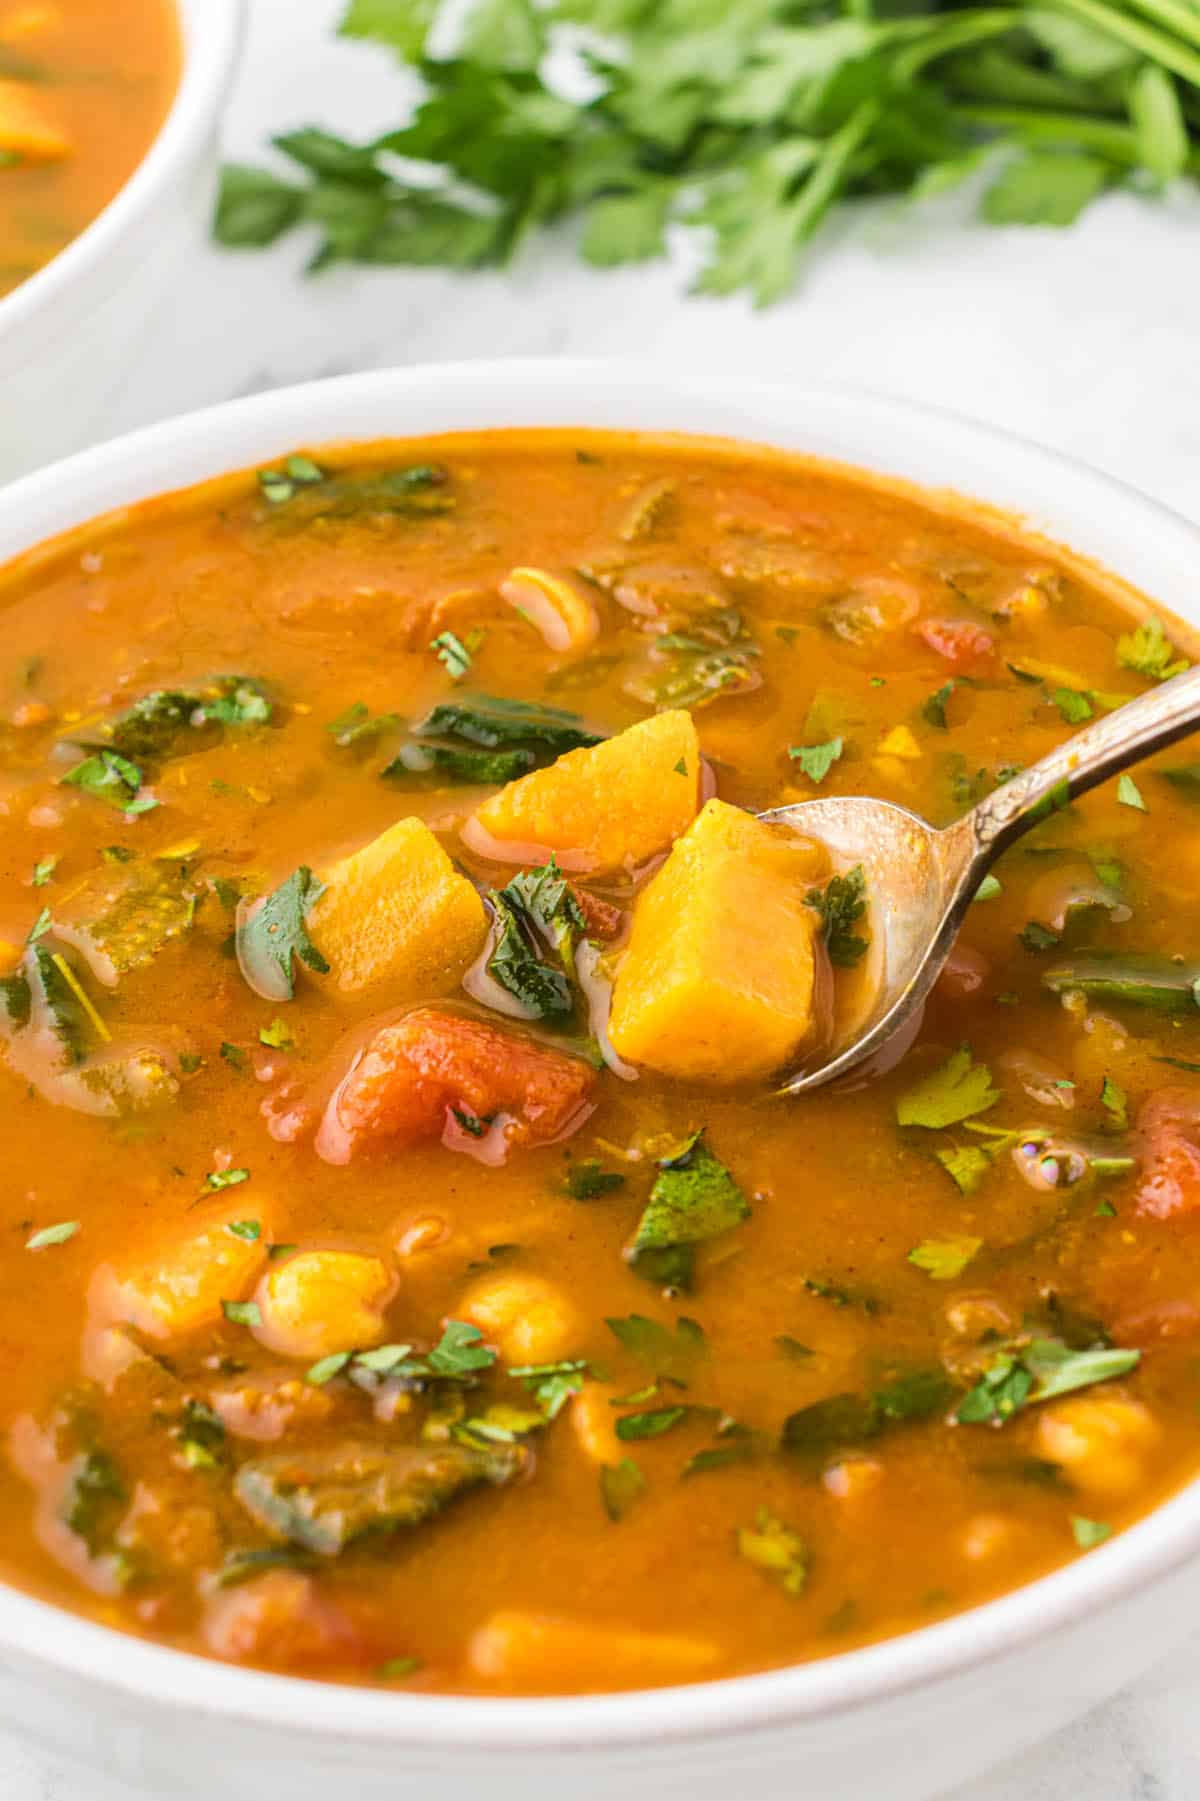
[465,710,700,875]
[0,80,70,160]
[608,799,820,1082]
[309,816,486,1001]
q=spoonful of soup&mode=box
[763,662,1200,1094]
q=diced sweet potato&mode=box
[0,79,70,159]
[308,816,487,1001]
[468,1611,719,1690]
[609,799,820,1082]
[89,1216,269,1342]
[315,1007,596,1164]
[464,710,700,875]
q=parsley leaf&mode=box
[896,1046,999,1129]
[806,865,869,968]
[26,1220,80,1250]
[626,1132,749,1290]
[605,1313,706,1384]
[1117,773,1147,812]
[236,866,330,1001]
[788,737,843,784]
[934,1145,993,1194]
[600,1456,646,1522]
[956,1339,1139,1425]
[1071,1514,1112,1548]
[907,1236,983,1280]
[1117,615,1188,682]
[564,1158,626,1200]
[737,1507,808,1596]
[63,749,158,817]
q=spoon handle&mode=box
[968,660,1200,861]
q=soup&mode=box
[0,0,179,300]
[0,431,1198,1696]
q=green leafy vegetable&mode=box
[176,1400,228,1470]
[486,890,575,1027]
[221,1299,262,1328]
[236,866,331,1001]
[31,855,58,887]
[382,742,535,784]
[413,694,600,754]
[1099,1075,1128,1129]
[259,1017,295,1050]
[509,1358,591,1419]
[1117,615,1188,682]
[205,1167,250,1192]
[1019,920,1061,952]
[430,629,479,682]
[934,1144,994,1194]
[227,1219,262,1242]
[922,679,959,729]
[257,454,326,505]
[606,1314,706,1383]
[615,1405,691,1441]
[626,1132,750,1290]
[806,865,869,968]
[327,701,401,749]
[783,1366,955,1458]
[896,1046,999,1129]
[1053,687,1094,724]
[788,737,843,783]
[973,874,1002,902]
[1042,955,1200,1013]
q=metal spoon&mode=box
[761,662,1200,1095]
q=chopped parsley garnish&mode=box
[564,1158,626,1200]
[615,1404,692,1442]
[934,1144,993,1194]
[802,1274,882,1315]
[176,1400,228,1470]
[776,1335,815,1361]
[259,1017,295,1050]
[63,749,158,817]
[1071,1515,1112,1548]
[509,1358,591,1420]
[326,701,401,748]
[257,454,326,505]
[600,1457,646,1522]
[907,1236,982,1281]
[226,1219,261,1242]
[737,1507,808,1596]
[1053,687,1093,724]
[221,1299,262,1328]
[31,855,58,887]
[26,1220,80,1251]
[236,865,330,1001]
[26,906,51,944]
[206,1168,250,1191]
[1117,773,1147,812]
[606,1314,706,1383]
[922,679,958,729]
[220,1041,249,1071]
[1117,615,1187,682]
[805,865,869,968]
[788,737,843,784]
[896,1046,999,1129]
[973,874,1001,902]
[378,1656,422,1681]
[955,1340,1139,1426]
[626,1131,749,1290]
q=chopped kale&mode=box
[1042,955,1200,1014]
[413,693,601,755]
[235,1439,525,1555]
[383,741,535,784]
[486,891,575,1027]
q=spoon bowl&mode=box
[764,660,1200,1094]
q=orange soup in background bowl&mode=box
[0,0,242,484]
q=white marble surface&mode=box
[6,0,1200,1794]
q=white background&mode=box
[5,0,1200,1793]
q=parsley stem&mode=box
[1042,0,1200,87]
[958,102,1200,170]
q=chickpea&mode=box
[1036,1393,1159,1497]
[89,1217,269,1342]
[459,1272,577,1363]
[253,1251,395,1361]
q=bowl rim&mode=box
[1,358,1199,1750]
[0,0,244,343]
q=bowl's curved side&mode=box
[0,0,245,483]
[0,363,1198,1801]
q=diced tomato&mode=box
[315,1008,596,1165]
[1133,1089,1200,1219]
[913,618,996,671]
[935,942,990,1001]
[570,884,623,942]
[1113,1298,1200,1346]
